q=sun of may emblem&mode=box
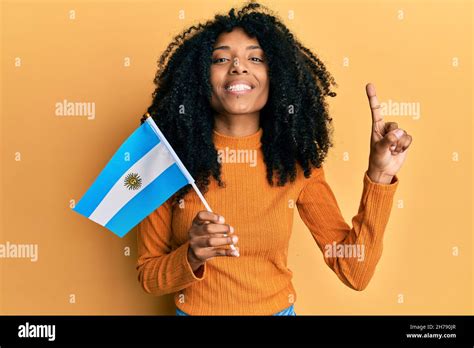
[124,172,142,190]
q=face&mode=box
[210,27,269,116]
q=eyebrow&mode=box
[212,45,262,52]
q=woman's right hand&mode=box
[187,211,240,272]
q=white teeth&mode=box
[226,84,252,91]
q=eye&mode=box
[250,57,264,63]
[212,57,229,64]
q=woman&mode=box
[136,2,412,316]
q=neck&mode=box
[214,112,260,137]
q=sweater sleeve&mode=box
[296,166,399,291]
[135,198,207,296]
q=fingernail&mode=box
[394,129,404,139]
[232,250,240,257]
[218,216,225,223]
[230,226,234,234]
[232,236,239,244]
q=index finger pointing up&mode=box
[366,83,384,125]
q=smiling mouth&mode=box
[224,83,255,94]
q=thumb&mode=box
[376,130,400,152]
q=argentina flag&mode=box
[73,115,194,237]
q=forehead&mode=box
[213,27,260,46]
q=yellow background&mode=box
[1,0,472,315]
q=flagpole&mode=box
[189,181,212,212]
[144,113,236,251]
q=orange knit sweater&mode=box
[136,127,399,315]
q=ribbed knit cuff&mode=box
[179,240,207,282]
[364,170,399,189]
[361,170,399,215]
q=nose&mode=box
[230,58,248,74]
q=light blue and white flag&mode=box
[73,115,201,237]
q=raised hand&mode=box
[365,83,413,184]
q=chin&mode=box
[223,104,256,115]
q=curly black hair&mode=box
[140,1,337,205]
